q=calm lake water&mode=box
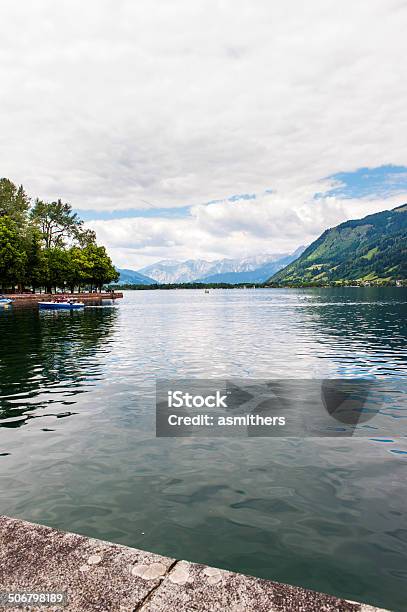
[1,288,406,610]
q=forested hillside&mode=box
[269,204,407,285]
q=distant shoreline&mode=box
[107,281,406,291]
[108,282,264,290]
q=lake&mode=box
[1,288,406,610]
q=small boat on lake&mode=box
[39,300,85,310]
[0,296,13,306]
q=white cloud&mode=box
[91,190,407,267]
[1,0,406,265]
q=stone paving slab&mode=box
[141,560,388,612]
[0,516,174,611]
[0,516,389,612]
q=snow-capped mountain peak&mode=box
[137,249,304,284]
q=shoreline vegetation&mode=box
[0,177,118,294]
[108,279,407,291]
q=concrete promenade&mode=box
[0,516,388,612]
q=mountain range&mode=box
[116,248,305,285]
[198,248,305,283]
[269,204,407,285]
[115,268,156,285]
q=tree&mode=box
[0,217,26,290]
[25,228,48,292]
[67,246,92,292]
[75,228,96,248]
[0,178,30,228]
[82,244,119,291]
[44,248,71,293]
[31,199,83,249]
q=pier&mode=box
[2,292,123,304]
[0,516,387,611]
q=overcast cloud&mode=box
[1,0,407,267]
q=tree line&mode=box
[0,178,119,293]
[109,282,263,290]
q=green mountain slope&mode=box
[268,204,407,285]
[116,268,156,285]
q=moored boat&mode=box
[39,300,85,310]
[0,296,13,306]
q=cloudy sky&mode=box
[1,0,407,267]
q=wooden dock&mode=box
[3,292,123,304]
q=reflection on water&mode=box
[0,288,406,611]
[0,306,118,427]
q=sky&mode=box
[1,0,407,268]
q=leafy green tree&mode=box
[44,248,72,293]
[67,246,93,292]
[31,199,83,248]
[0,217,26,290]
[0,178,30,228]
[25,228,48,292]
[75,228,96,247]
[82,244,119,291]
